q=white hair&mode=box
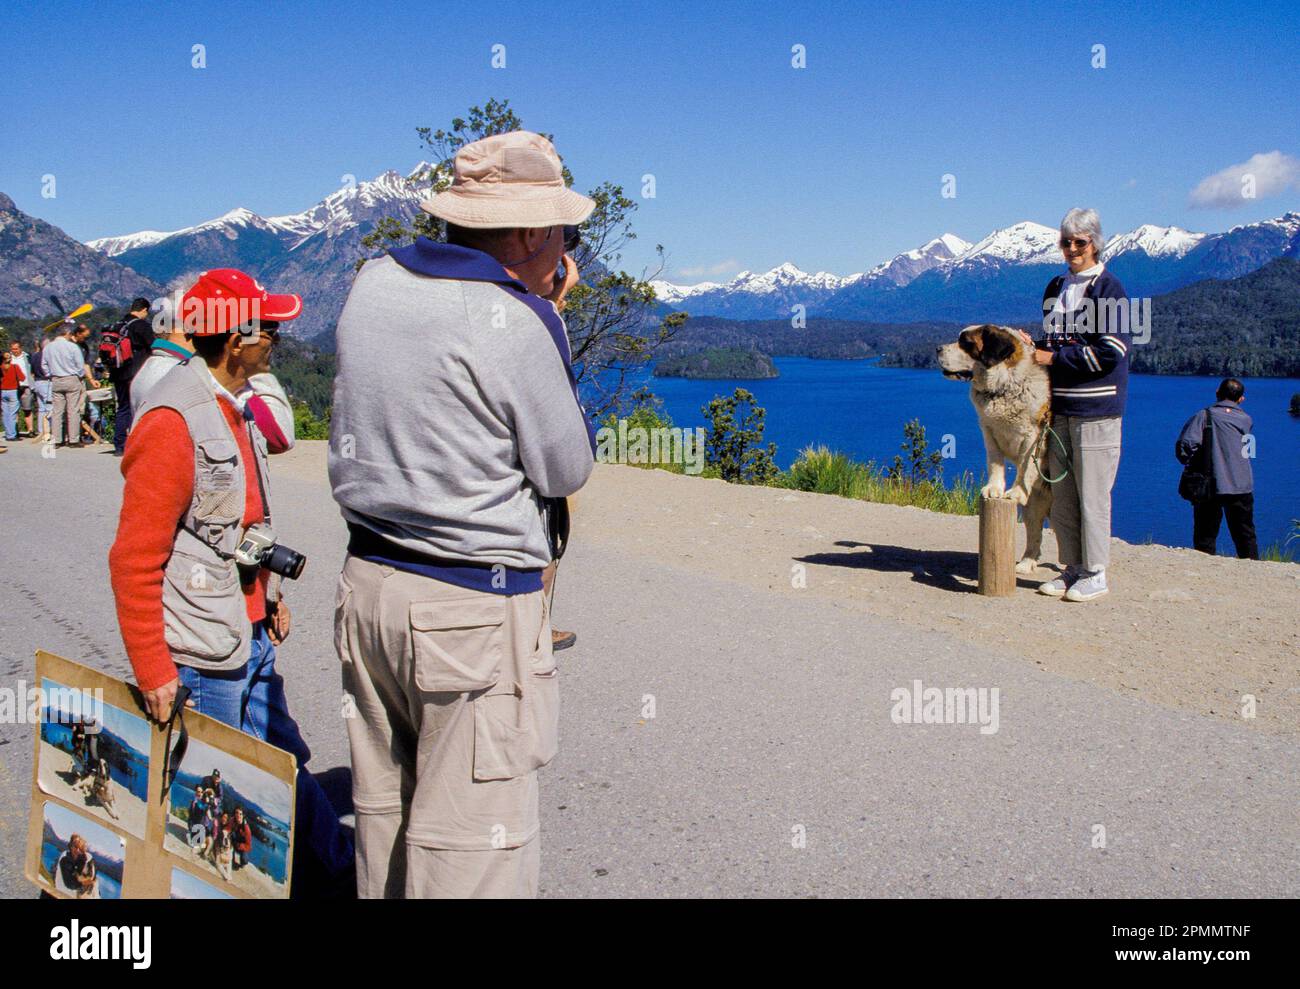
[1060,207,1104,254]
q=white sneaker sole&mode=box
[1065,586,1108,602]
[1038,584,1068,597]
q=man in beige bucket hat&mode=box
[329,130,597,898]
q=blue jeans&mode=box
[1,389,17,440]
[178,623,355,896]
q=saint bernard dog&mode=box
[937,324,1052,574]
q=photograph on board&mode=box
[38,801,125,900]
[37,677,150,839]
[163,735,293,898]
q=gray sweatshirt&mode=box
[1175,400,1254,496]
[328,253,594,570]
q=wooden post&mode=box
[978,496,1017,596]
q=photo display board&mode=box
[26,651,297,899]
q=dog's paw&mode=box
[1008,487,1031,506]
[1015,557,1038,574]
[980,482,1006,499]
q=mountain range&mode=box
[651,213,1300,323]
[2,167,1297,337]
[83,164,436,338]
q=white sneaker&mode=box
[1064,569,1108,602]
[1037,567,1079,597]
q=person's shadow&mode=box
[796,540,1047,594]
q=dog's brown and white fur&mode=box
[937,324,1052,573]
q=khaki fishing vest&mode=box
[135,358,272,671]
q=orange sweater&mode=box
[109,401,268,691]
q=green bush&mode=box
[598,390,690,475]
[702,388,778,485]
[782,445,979,515]
[292,399,330,440]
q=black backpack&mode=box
[1178,410,1216,504]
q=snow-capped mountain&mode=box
[854,233,972,286]
[86,229,174,257]
[83,164,435,336]
[651,235,970,320]
[81,169,1300,333]
[1102,224,1206,260]
[653,213,1300,323]
[650,264,846,320]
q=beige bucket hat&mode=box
[419,130,595,229]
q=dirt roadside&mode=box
[569,464,1300,735]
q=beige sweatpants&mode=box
[334,555,557,898]
[1048,414,1123,572]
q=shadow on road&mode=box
[796,540,1046,594]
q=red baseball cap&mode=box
[179,269,302,335]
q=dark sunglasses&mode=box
[160,684,192,802]
[562,225,581,253]
[1059,238,1091,250]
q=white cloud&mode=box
[1189,151,1300,209]
[676,258,740,278]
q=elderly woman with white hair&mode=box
[1023,207,1130,602]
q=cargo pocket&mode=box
[162,550,247,662]
[409,597,505,693]
[473,597,559,782]
[193,438,242,521]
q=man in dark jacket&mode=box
[1176,378,1257,559]
[110,298,155,454]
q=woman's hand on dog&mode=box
[1018,329,1054,365]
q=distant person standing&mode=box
[1176,378,1258,559]
[1,350,26,441]
[9,341,34,436]
[106,298,156,454]
[29,338,54,440]
[45,323,96,447]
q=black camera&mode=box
[234,524,306,580]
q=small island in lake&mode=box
[653,347,779,380]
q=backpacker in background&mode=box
[98,318,133,375]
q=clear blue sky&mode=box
[2,0,1297,280]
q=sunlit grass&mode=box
[776,445,980,516]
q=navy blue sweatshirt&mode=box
[1038,268,1130,418]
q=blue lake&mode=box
[619,358,1299,554]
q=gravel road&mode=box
[1,439,1295,897]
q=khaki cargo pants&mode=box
[334,554,558,898]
